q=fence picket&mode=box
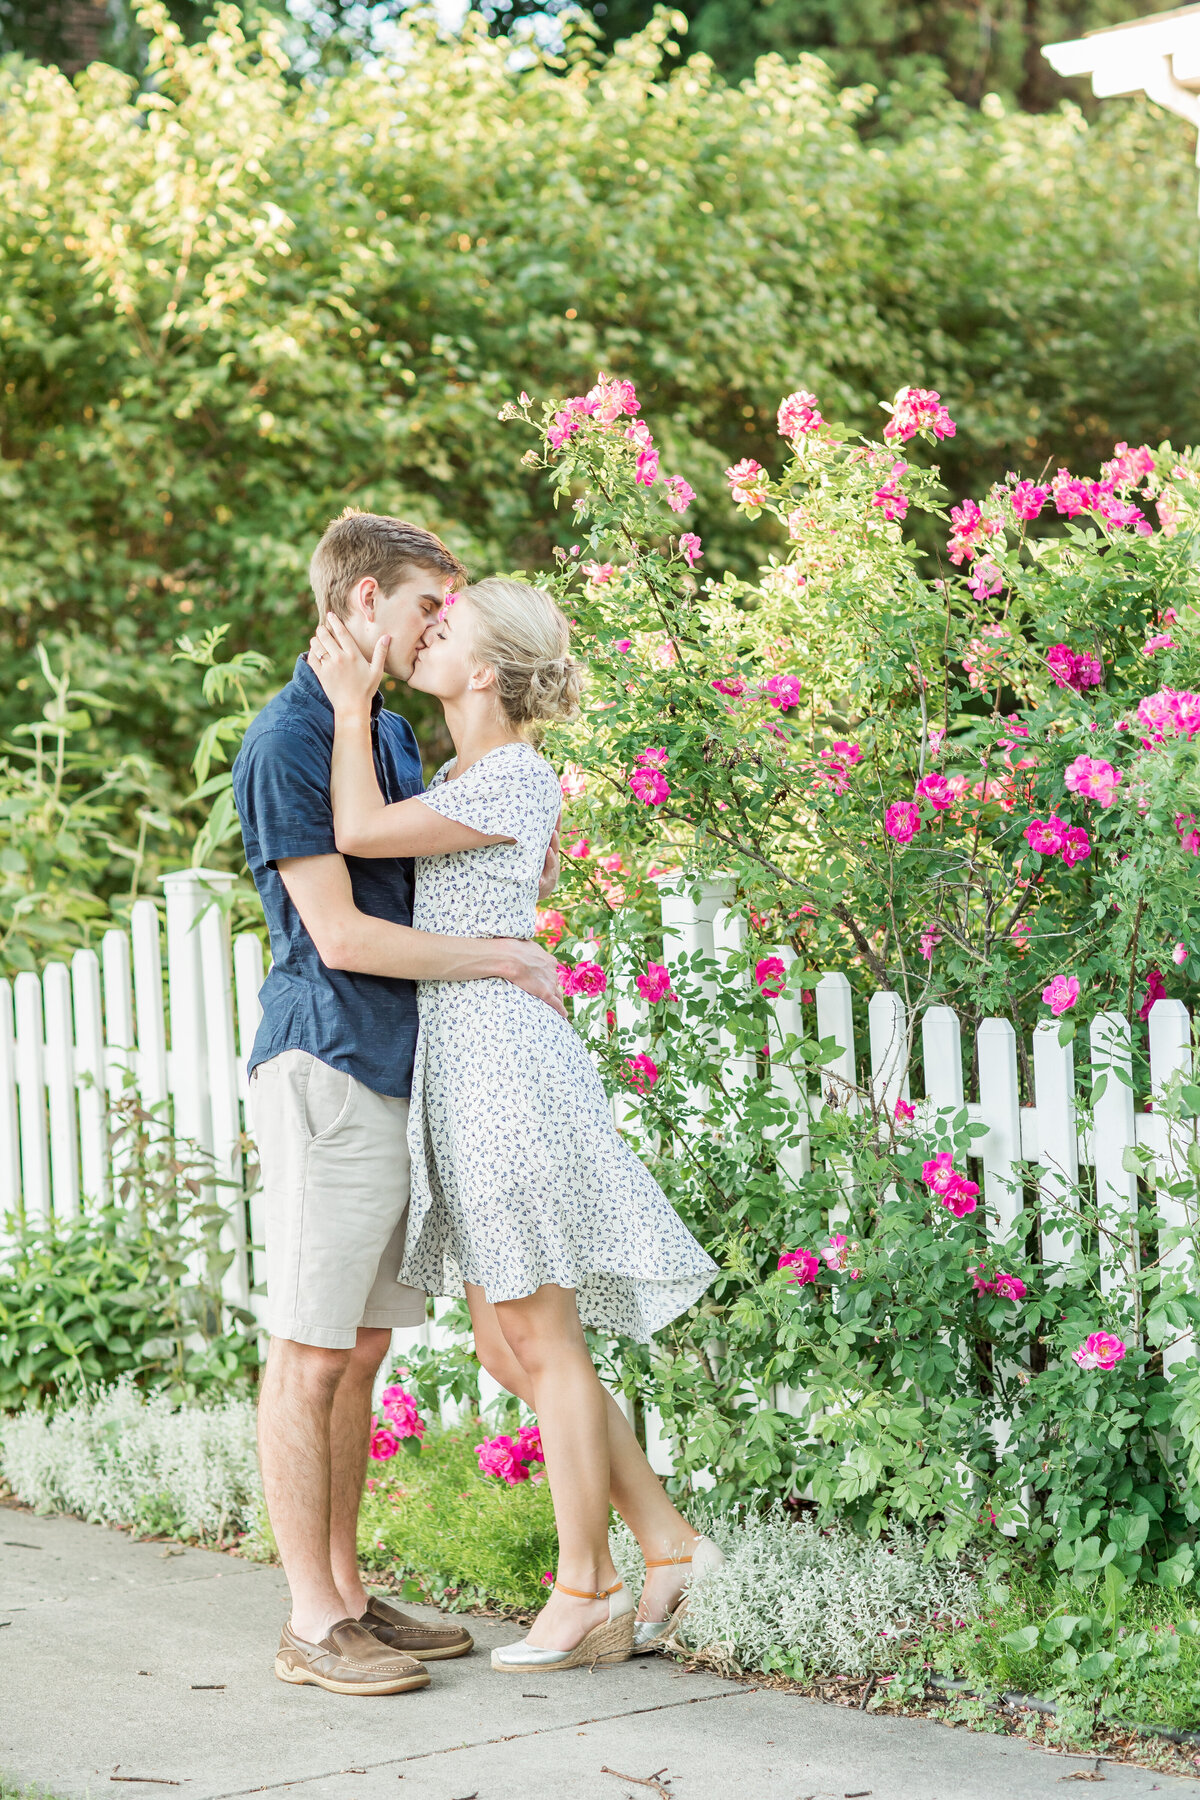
[767,948,809,1182]
[72,950,107,1207]
[0,980,19,1226]
[1032,1019,1079,1273]
[976,1019,1023,1236]
[42,962,79,1221]
[131,901,168,1112]
[13,972,50,1226]
[713,902,755,1092]
[1090,1011,1139,1302]
[922,1005,964,1115]
[869,990,910,1117]
[233,933,264,1098]
[814,973,856,1105]
[1146,998,1196,1376]
[199,897,249,1313]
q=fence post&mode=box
[13,972,50,1227]
[767,947,809,1182]
[1147,998,1196,1376]
[132,899,169,1117]
[42,962,79,1221]
[713,901,756,1092]
[0,979,19,1229]
[869,990,910,1117]
[1032,1019,1079,1274]
[72,949,107,1207]
[161,871,231,1155]
[976,1018,1023,1238]
[922,1005,964,1115]
[658,873,735,1121]
[1090,1011,1138,1304]
[199,891,249,1313]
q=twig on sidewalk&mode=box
[109,1779,182,1786]
[601,1768,671,1799]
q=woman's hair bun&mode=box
[460,577,584,729]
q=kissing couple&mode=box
[233,509,721,1696]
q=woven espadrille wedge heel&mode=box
[490,1579,635,1673]
[632,1535,726,1654]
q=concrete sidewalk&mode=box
[2,1507,1199,1800]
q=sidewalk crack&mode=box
[206,1688,753,1799]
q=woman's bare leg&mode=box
[468,1286,700,1625]
[488,1283,620,1649]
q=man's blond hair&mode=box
[309,510,468,622]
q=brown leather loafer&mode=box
[275,1616,432,1695]
[359,1594,474,1661]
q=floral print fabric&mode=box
[400,741,717,1341]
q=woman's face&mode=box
[408,593,486,704]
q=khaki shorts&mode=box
[249,1049,427,1349]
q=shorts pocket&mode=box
[303,1059,355,1142]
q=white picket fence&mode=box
[1,870,1196,1432]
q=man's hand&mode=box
[538,820,561,903]
[501,938,567,1019]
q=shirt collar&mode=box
[293,653,385,721]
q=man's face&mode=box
[344,569,448,681]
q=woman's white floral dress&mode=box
[399,740,716,1340]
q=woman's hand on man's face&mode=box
[308,613,390,715]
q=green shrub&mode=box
[1,8,1198,837]
[0,1379,259,1544]
[0,1095,260,1409]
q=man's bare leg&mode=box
[258,1335,353,1644]
[329,1326,394,1620]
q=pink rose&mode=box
[915,772,953,811]
[1024,815,1067,855]
[871,473,908,522]
[777,1247,819,1286]
[993,1272,1027,1302]
[884,386,955,443]
[1174,943,1188,966]
[636,446,660,486]
[1102,441,1154,486]
[1142,634,1177,655]
[895,1098,916,1123]
[1052,470,1090,517]
[1063,755,1121,808]
[967,558,1003,601]
[754,955,787,998]
[1072,1331,1127,1372]
[557,959,607,998]
[369,1416,401,1460]
[884,801,921,844]
[1137,969,1167,1021]
[1177,813,1200,855]
[1011,480,1048,521]
[679,532,702,568]
[919,922,941,961]
[725,457,769,505]
[777,389,824,438]
[1061,826,1091,868]
[626,1053,659,1093]
[762,674,801,711]
[1042,974,1080,1017]
[712,675,747,698]
[635,962,675,1003]
[380,1386,426,1440]
[476,1434,530,1484]
[583,560,616,587]
[666,475,695,513]
[536,908,567,948]
[629,767,670,805]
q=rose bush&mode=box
[481,371,1200,1590]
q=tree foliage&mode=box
[0,5,1197,909]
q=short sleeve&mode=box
[415,748,560,852]
[235,729,338,867]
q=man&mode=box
[233,511,563,1697]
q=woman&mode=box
[308,577,721,1673]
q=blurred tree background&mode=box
[0,0,1197,961]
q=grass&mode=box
[247,1423,558,1614]
[925,1571,1200,1738]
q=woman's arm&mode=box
[309,618,510,860]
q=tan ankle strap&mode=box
[554,1578,624,1600]
[643,1554,693,1568]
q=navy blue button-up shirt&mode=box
[233,655,423,1098]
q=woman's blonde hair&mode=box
[461,577,584,729]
